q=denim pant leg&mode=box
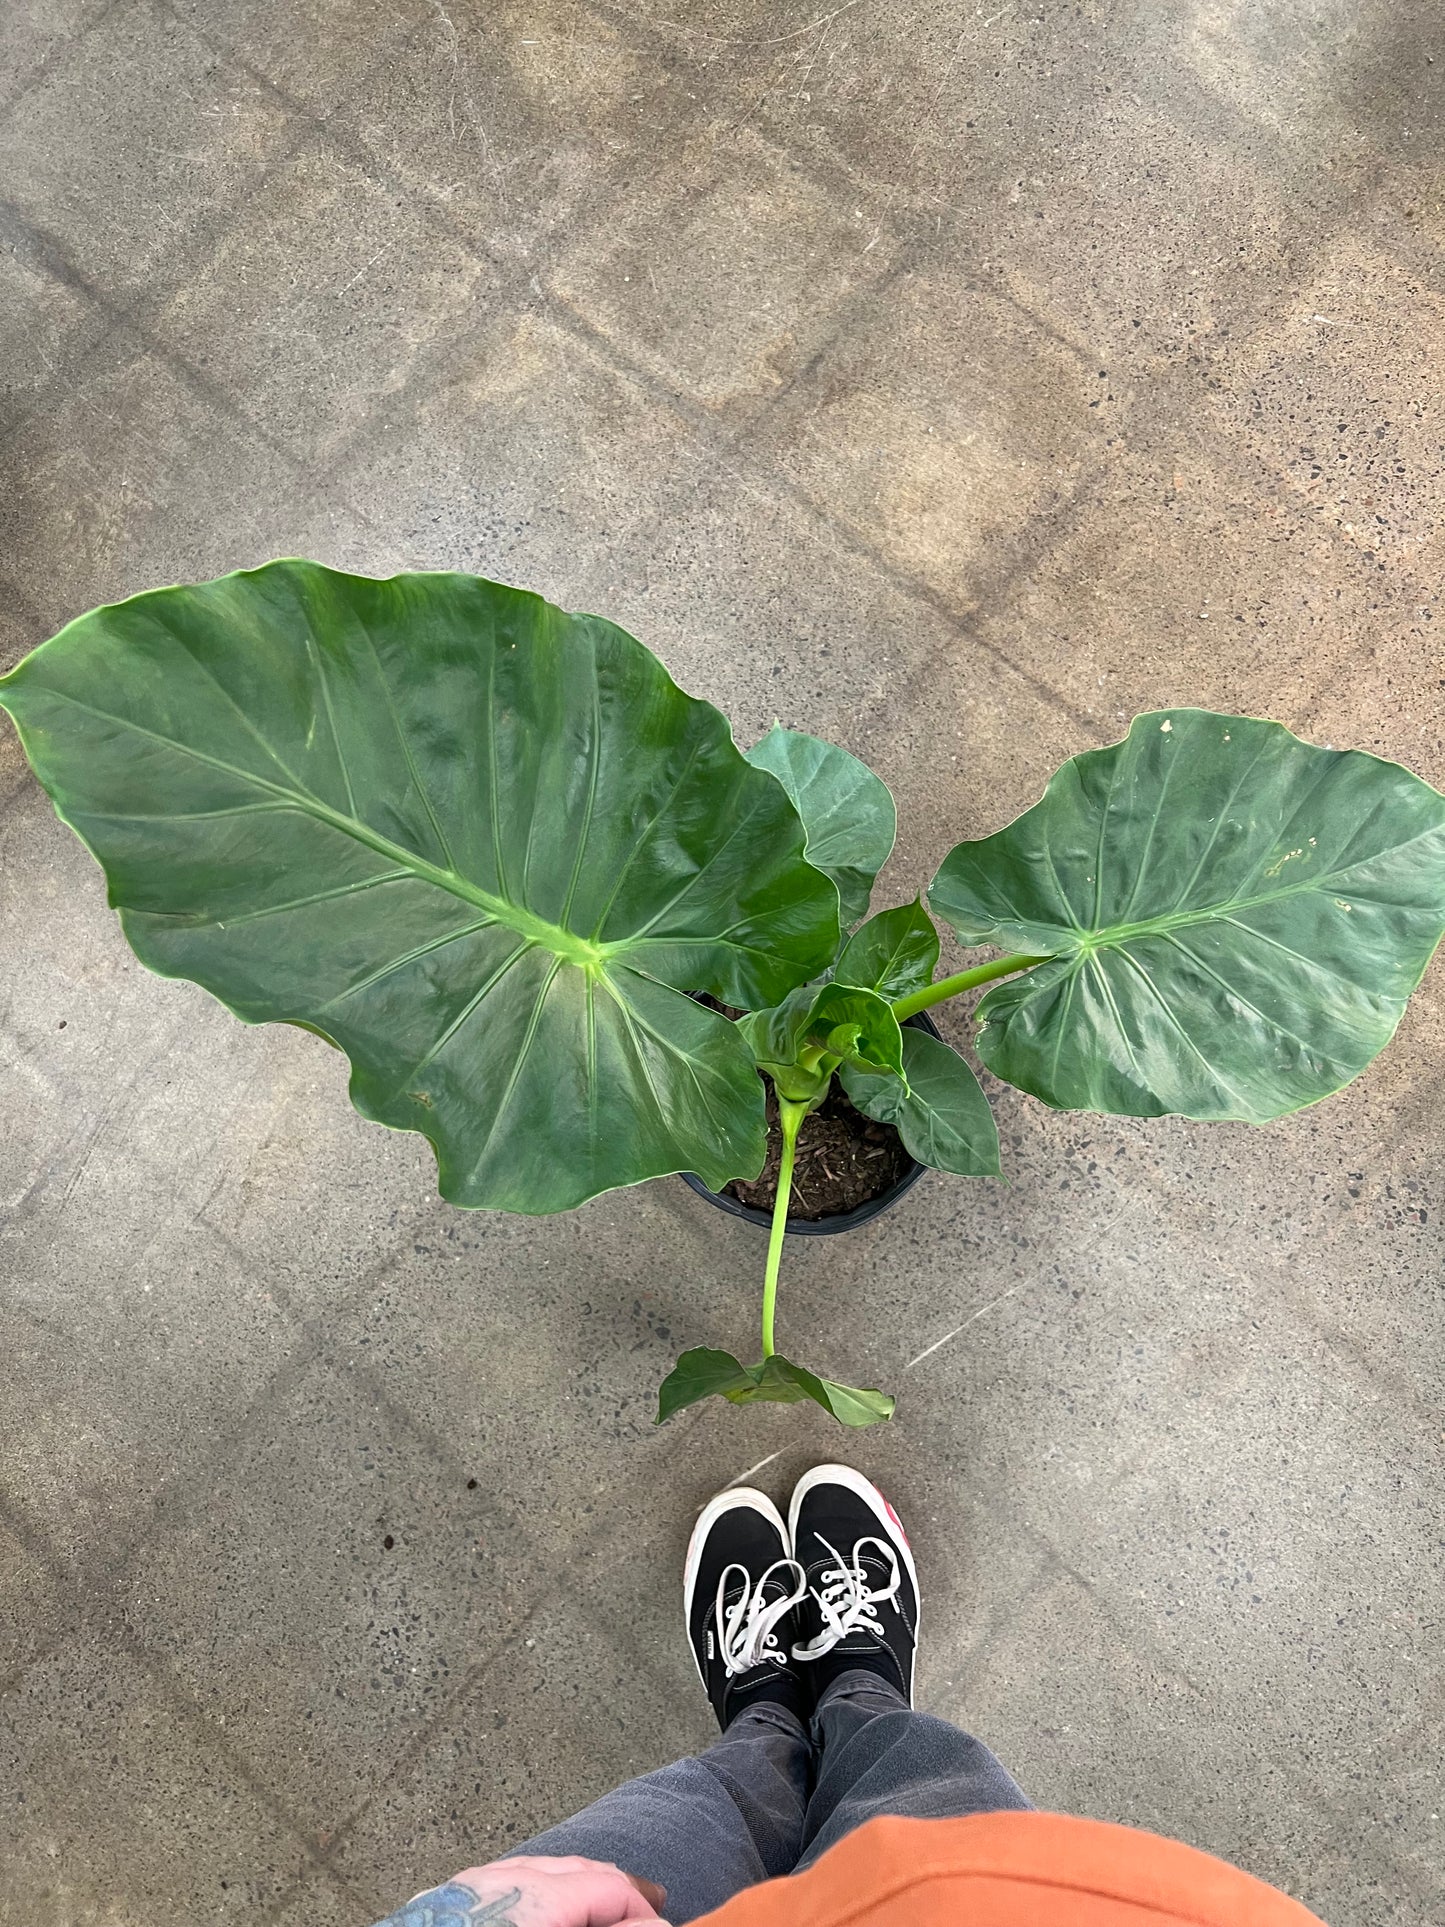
[509,1702,811,1925]
[797,1669,1033,1871]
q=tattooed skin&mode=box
[372,1883,523,1927]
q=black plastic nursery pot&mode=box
[680,1010,943,1235]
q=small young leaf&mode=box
[657,1348,896,1426]
[758,1357,896,1426]
[657,1348,762,1422]
[835,899,940,999]
[842,1027,1001,1176]
[746,725,896,928]
[739,982,906,1081]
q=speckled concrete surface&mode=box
[2,5,1443,1923]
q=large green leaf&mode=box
[657,1347,895,1426]
[841,1027,1000,1175]
[931,709,1445,1122]
[0,562,842,1210]
[739,981,906,1081]
[834,899,940,1000]
[745,725,895,927]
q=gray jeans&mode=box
[514,1670,1032,1925]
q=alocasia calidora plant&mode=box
[5,560,1445,1427]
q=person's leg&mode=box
[798,1668,1030,1867]
[510,1488,815,1924]
[511,1698,810,1923]
[785,1465,1032,1871]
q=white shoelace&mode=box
[792,1534,902,1662]
[715,1557,807,1677]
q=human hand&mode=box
[372,1855,668,1927]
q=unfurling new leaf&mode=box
[739,981,907,1084]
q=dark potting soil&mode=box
[696,994,913,1218]
[725,1077,913,1220]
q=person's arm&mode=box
[368,1854,667,1927]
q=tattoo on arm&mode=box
[371,1882,523,1927]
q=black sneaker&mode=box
[684,1486,808,1730]
[788,1463,921,1705]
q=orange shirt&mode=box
[693,1812,1328,1927]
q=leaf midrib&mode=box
[29,689,611,967]
[1002,865,1415,956]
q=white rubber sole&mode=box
[682,1486,791,1694]
[788,1462,921,1703]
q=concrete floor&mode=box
[2,3,1443,1922]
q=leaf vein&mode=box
[314,916,499,1012]
[559,636,604,930]
[353,607,458,870]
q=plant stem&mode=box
[761,1098,807,1359]
[891,952,1050,1021]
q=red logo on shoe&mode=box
[884,1498,911,1548]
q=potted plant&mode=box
[5,560,1443,1427]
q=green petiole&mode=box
[758,957,1044,1358]
[890,951,1048,1022]
[761,1096,809,1358]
